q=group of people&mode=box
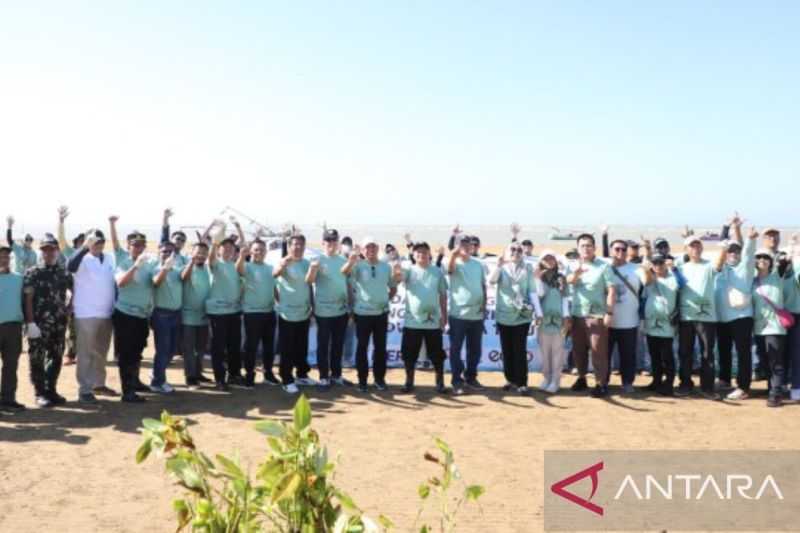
[0,209,798,412]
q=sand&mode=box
[0,343,797,533]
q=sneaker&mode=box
[134,382,150,393]
[538,380,551,392]
[357,383,369,393]
[726,388,749,401]
[790,389,800,402]
[546,382,559,394]
[263,373,280,386]
[93,386,119,397]
[47,392,67,405]
[436,383,449,394]
[658,383,674,397]
[317,378,331,391]
[332,376,354,386]
[79,393,98,404]
[675,383,693,397]
[502,382,515,391]
[622,384,635,394]
[571,377,588,392]
[401,383,414,394]
[374,381,388,391]
[122,393,146,403]
[36,396,53,408]
[700,390,721,401]
[283,383,300,394]
[185,379,200,391]
[196,375,214,384]
[227,375,246,387]
[1,401,25,410]
[295,377,318,386]
[215,382,229,392]
[465,379,484,390]
[590,385,609,398]
[149,383,175,394]
[452,384,465,396]
[767,395,782,408]
[517,386,529,395]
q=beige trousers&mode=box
[75,317,112,395]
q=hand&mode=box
[134,254,148,269]
[163,255,176,270]
[163,208,174,222]
[572,265,585,278]
[6,215,14,228]
[440,316,447,330]
[534,317,543,327]
[211,222,226,245]
[748,226,759,240]
[600,224,608,235]
[26,322,42,339]
[280,255,294,268]
[309,258,320,270]
[229,215,241,227]
[436,245,446,257]
[83,229,98,249]
[352,244,362,257]
[347,251,359,265]
[730,211,744,228]
[603,313,612,328]
[510,222,521,237]
[403,232,412,244]
[58,206,70,221]
[452,224,462,236]
[497,254,506,267]
[109,215,119,224]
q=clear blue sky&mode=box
[1,1,797,228]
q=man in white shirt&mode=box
[606,239,644,393]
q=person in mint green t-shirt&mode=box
[306,229,350,388]
[0,246,24,407]
[181,242,211,387]
[446,234,487,392]
[534,250,570,395]
[5,216,37,274]
[151,241,184,390]
[753,250,788,407]
[778,239,800,400]
[237,239,278,387]
[394,241,448,394]
[274,234,314,392]
[641,254,679,396]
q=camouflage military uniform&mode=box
[23,263,72,397]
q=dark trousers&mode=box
[278,318,310,385]
[756,334,786,397]
[151,308,181,387]
[401,327,445,384]
[316,314,348,380]
[243,312,276,382]
[498,323,531,387]
[678,321,716,392]
[28,327,66,396]
[571,317,609,385]
[112,310,149,396]
[608,327,638,385]
[209,313,242,384]
[647,335,675,387]
[0,322,22,402]
[448,317,483,385]
[788,315,800,390]
[717,317,753,390]
[182,324,208,380]
[354,313,388,385]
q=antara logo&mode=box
[550,461,604,516]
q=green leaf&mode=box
[167,458,204,491]
[254,420,285,437]
[378,514,395,529]
[336,489,361,515]
[420,526,430,533]
[215,454,245,479]
[417,483,430,500]
[271,471,301,503]
[293,395,312,431]
[434,438,451,456]
[142,418,166,432]
[135,438,152,464]
[465,485,485,501]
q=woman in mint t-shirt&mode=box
[641,254,679,396]
[534,251,569,394]
[489,243,536,394]
[753,250,787,407]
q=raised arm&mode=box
[180,259,195,282]
[601,225,609,258]
[488,255,505,285]
[305,257,320,284]
[236,243,249,275]
[109,215,121,251]
[161,208,173,244]
[6,216,14,246]
[57,206,69,249]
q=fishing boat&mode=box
[698,231,722,242]
[548,227,588,241]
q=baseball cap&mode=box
[539,248,557,260]
[87,229,106,242]
[470,235,481,246]
[654,237,669,248]
[723,240,742,252]
[763,227,780,236]
[456,234,471,245]
[361,236,378,248]
[565,248,579,259]
[341,236,353,246]
[755,249,774,259]
[322,229,340,242]
[650,253,668,264]
[627,240,641,249]
[38,233,59,250]
[684,236,702,246]
[127,231,147,244]
[24,234,34,242]
[385,243,397,253]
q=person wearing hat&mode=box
[676,235,720,399]
[67,225,116,403]
[342,236,397,392]
[5,216,38,275]
[236,238,277,388]
[273,233,315,393]
[640,253,679,395]
[713,216,757,400]
[394,241,448,394]
[779,233,800,402]
[446,234,487,394]
[56,205,82,367]
[160,208,190,269]
[752,246,788,407]
[566,233,617,398]
[752,227,782,381]
[206,222,245,390]
[23,233,73,407]
[307,229,351,389]
[110,217,156,402]
[181,241,212,388]
[150,240,183,393]
[0,244,25,411]
[535,249,570,393]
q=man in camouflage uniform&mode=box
[23,234,72,407]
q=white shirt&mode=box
[73,253,116,319]
[609,261,643,329]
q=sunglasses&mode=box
[510,247,523,253]
[612,246,628,252]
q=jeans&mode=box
[209,313,242,385]
[278,318,310,385]
[243,312,276,382]
[354,313,388,385]
[182,324,208,381]
[498,323,531,387]
[112,310,148,396]
[608,327,638,385]
[316,314,348,380]
[756,334,786,397]
[717,317,753,390]
[678,321,716,392]
[151,308,181,387]
[448,317,483,385]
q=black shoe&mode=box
[227,375,246,387]
[435,374,447,394]
[675,383,693,397]
[374,380,388,391]
[357,383,369,393]
[36,396,54,408]
[590,385,608,398]
[244,375,256,388]
[47,391,67,405]
[196,375,214,384]
[1,401,25,410]
[658,383,674,397]
[134,382,150,393]
[643,380,661,392]
[401,383,414,394]
[452,384,465,396]
[571,377,588,392]
[122,393,146,403]
[216,382,230,392]
[263,373,280,386]
[332,376,354,387]
[767,395,782,408]
[186,379,200,390]
[465,379,484,390]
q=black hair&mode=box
[192,241,209,249]
[576,233,595,246]
[412,241,431,252]
[289,234,306,245]
[251,238,266,246]
[609,239,628,249]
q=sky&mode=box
[1,1,798,231]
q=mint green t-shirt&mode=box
[678,260,718,322]
[644,274,679,338]
[11,243,37,274]
[207,259,242,315]
[276,258,312,322]
[153,263,183,311]
[313,254,349,318]
[350,260,396,316]
[447,257,486,321]
[242,262,276,314]
[182,265,210,326]
[782,259,800,314]
[753,272,787,335]
[568,258,615,318]
[714,237,756,323]
[0,272,24,323]
[401,264,447,330]
[495,263,536,327]
[539,282,567,334]
[114,249,155,318]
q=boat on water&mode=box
[548,227,589,241]
[698,231,722,242]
